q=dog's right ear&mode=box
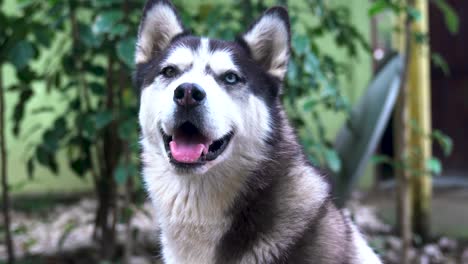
[241,7,290,80]
[135,0,184,64]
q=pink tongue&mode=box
[169,132,210,163]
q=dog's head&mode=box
[136,0,290,174]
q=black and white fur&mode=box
[135,1,382,263]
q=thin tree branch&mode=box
[1,64,16,263]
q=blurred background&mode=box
[0,0,467,263]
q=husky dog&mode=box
[135,0,382,263]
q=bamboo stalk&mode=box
[407,0,432,242]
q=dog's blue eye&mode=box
[223,72,240,85]
[161,66,178,78]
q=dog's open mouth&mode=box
[161,122,233,167]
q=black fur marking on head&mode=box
[134,35,200,90]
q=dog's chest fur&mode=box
[143,145,332,264]
[161,221,229,263]
[142,148,243,263]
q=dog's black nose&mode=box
[173,83,206,108]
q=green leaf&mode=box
[89,82,105,95]
[12,88,34,136]
[114,163,137,185]
[78,23,102,47]
[368,0,388,16]
[33,26,53,47]
[303,99,318,112]
[109,23,129,38]
[57,220,78,249]
[80,113,97,139]
[8,41,36,69]
[85,64,106,76]
[292,35,310,55]
[114,164,128,185]
[407,7,422,22]
[117,37,136,68]
[371,155,393,165]
[426,157,442,175]
[93,0,123,8]
[27,158,35,179]
[431,53,450,76]
[324,149,341,173]
[35,145,58,174]
[92,10,124,34]
[433,0,459,34]
[70,157,90,177]
[42,130,59,152]
[118,119,135,140]
[432,130,453,157]
[94,111,114,129]
[304,53,320,74]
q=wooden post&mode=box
[408,0,432,242]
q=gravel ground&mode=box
[1,197,467,263]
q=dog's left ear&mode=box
[135,0,184,64]
[241,7,290,80]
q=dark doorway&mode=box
[430,0,468,177]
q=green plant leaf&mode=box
[89,82,105,95]
[117,37,136,68]
[118,119,135,140]
[303,99,318,112]
[57,220,78,249]
[433,0,459,34]
[93,0,123,8]
[109,23,129,38]
[27,158,35,179]
[371,155,393,165]
[78,23,102,47]
[432,130,453,157]
[94,111,114,129]
[92,10,124,34]
[292,35,310,55]
[324,149,341,173]
[368,0,388,16]
[407,7,422,22]
[70,157,90,177]
[114,164,128,185]
[431,53,450,76]
[426,157,442,175]
[8,41,36,69]
[12,88,34,136]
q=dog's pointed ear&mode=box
[135,0,184,64]
[241,7,290,80]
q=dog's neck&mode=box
[141,143,252,225]
[141,126,330,263]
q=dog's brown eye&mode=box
[223,72,240,85]
[161,66,178,78]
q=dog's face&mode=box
[135,0,290,175]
